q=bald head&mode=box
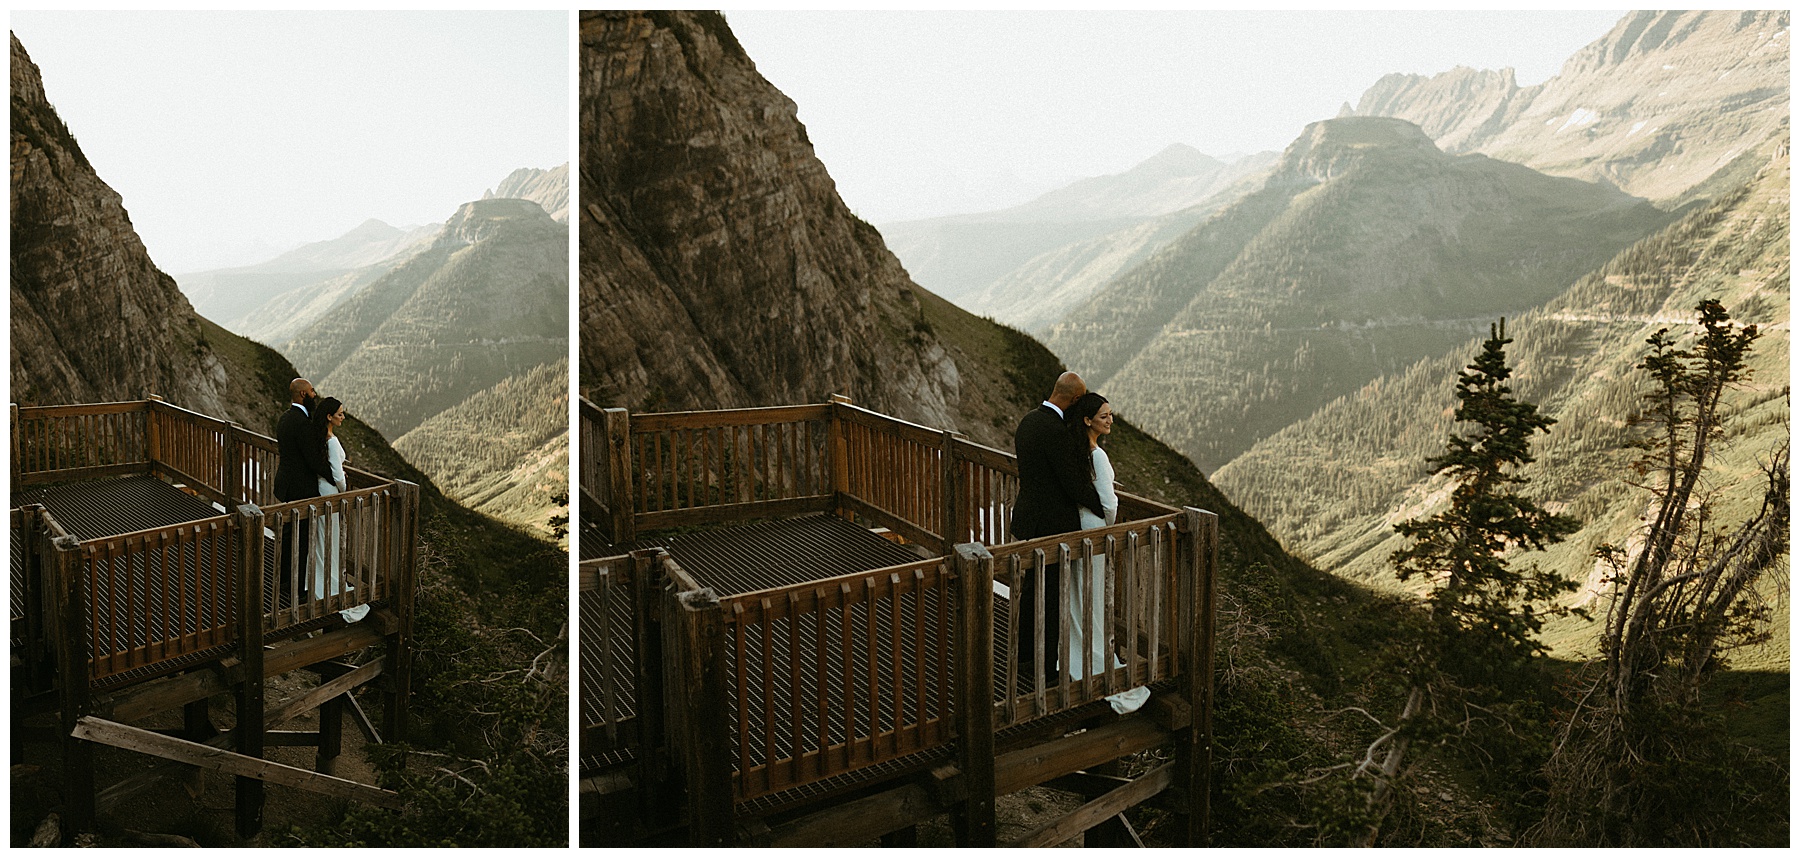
[289,378,315,405]
[1048,371,1087,409]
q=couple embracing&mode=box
[1009,371,1148,714]
[273,377,366,622]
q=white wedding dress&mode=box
[311,435,368,622]
[1067,445,1150,714]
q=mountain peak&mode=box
[441,197,556,246]
[1273,116,1439,184]
[343,218,401,239]
[1130,143,1221,178]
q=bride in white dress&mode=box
[1065,393,1149,714]
[310,398,367,623]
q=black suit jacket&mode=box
[1009,404,1105,541]
[273,404,332,502]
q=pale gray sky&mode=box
[726,10,1628,224]
[10,11,568,273]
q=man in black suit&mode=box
[274,378,334,607]
[1009,371,1106,685]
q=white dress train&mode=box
[310,435,367,622]
[1067,445,1150,714]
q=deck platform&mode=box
[579,397,1218,846]
[12,397,422,836]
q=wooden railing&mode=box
[989,514,1183,728]
[580,553,640,750]
[718,555,957,802]
[628,404,836,536]
[593,398,1032,554]
[14,401,151,486]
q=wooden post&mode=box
[223,424,243,505]
[952,543,997,847]
[828,395,852,516]
[145,395,163,466]
[941,431,960,555]
[50,532,94,831]
[235,502,267,838]
[1173,507,1216,846]
[385,481,421,743]
[20,506,48,694]
[669,585,732,846]
[603,407,635,545]
[631,548,673,828]
[316,695,344,776]
[11,403,21,486]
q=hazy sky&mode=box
[727,10,1627,224]
[10,11,568,273]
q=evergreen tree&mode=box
[1391,318,1580,682]
[1351,320,1578,845]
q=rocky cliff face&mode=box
[485,163,569,223]
[579,11,981,436]
[10,34,285,428]
[1350,10,1789,202]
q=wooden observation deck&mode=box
[578,396,1218,847]
[10,397,421,837]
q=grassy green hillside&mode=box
[1215,149,1789,669]
[286,198,568,440]
[1047,117,1670,473]
[394,359,569,542]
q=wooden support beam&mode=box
[71,717,403,809]
[235,503,267,838]
[344,689,382,745]
[669,586,732,847]
[767,781,942,847]
[951,543,996,846]
[50,532,94,830]
[630,548,673,830]
[384,481,420,743]
[266,623,387,678]
[265,657,384,731]
[994,715,1167,796]
[1172,507,1217,846]
[1010,763,1172,847]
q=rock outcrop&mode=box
[485,163,569,223]
[579,11,971,435]
[10,34,285,429]
[1350,10,1789,202]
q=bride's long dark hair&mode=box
[311,396,343,458]
[1065,392,1108,479]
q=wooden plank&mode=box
[631,403,831,431]
[767,780,943,847]
[994,715,1167,796]
[71,717,403,809]
[633,494,834,532]
[265,657,384,730]
[1011,763,1173,848]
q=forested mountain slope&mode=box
[285,197,568,440]
[1047,116,1668,472]
[1216,143,1789,665]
